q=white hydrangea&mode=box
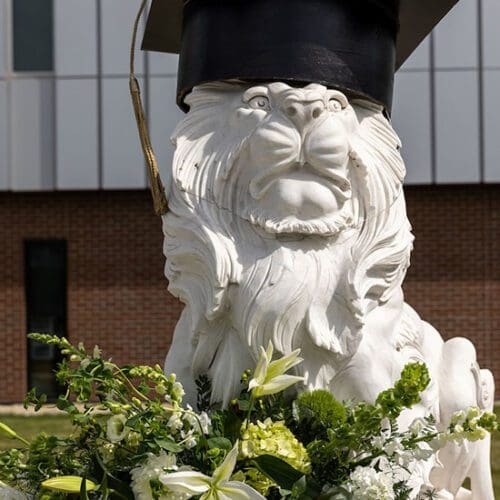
[409,417,426,436]
[130,451,190,500]
[348,466,395,500]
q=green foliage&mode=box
[288,362,432,487]
[0,335,495,500]
[376,362,430,419]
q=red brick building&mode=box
[0,187,498,402]
[1,0,499,401]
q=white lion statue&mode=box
[162,82,494,499]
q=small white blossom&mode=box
[409,418,426,435]
[98,442,116,464]
[429,433,448,452]
[348,466,395,500]
[384,438,403,457]
[450,410,466,426]
[412,443,434,461]
[198,412,211,435]
[131,451,189,500]
[184,435,198,449]
[172,382,185,402]
[371,435,385,450]
[167,413,184,432]
[183,412,199,428]
[106,414,129,443]
[466,406,481,420]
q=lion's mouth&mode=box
[249,162,351,202]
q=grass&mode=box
[0,414,75,449]
[0,408,498,495]
[492,405,500,496]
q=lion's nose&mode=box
[284,100,326,131]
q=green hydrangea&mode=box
[240,418,311,474]
[232,468,274,496]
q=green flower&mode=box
[447,407,498,443]
[248,342,304,398]
[240,418,311,474]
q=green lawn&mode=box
[0,408,499,495]
[0,414,75,449]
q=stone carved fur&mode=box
[162,83,494,499]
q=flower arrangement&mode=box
[0,334,497,500]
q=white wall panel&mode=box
[399,36,430,71]
[102,77,146,189]
[10,79,55,190]
[148,52,179,76]
[56,79,99,189]
[434,1,477,69]
[435,71,480,183]
[483,70,500,182]
[482,0,500,67]
[392,72,432,184]
[0,0,8,76]
[54,0,97,76]
[0,82,8,189]
[101,0,144,75]
[149,76,183,186]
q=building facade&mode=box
[0,0,499,401]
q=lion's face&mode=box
[228,83,357,236]
[167,81,412,405]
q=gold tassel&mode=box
[129,0,168,216]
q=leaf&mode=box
[95,455,135,500]
[238,399,251,411]
[42,476,98,493]
[207,437,233,450]
[80,474,90,500]
[154,437,183,453]
[126,413,145,427]
[252,455,304,490]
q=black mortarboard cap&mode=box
[142,0,459,113]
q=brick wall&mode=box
[403,184,500,399]
[0,187,498,402]
[0,191,182,402]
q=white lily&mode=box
[159,442,265,500]
[248,341,304,398]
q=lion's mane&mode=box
[163,83,414,405]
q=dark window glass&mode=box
[13,0,53,71]
[25,240,66,400]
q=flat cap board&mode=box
[142,0,460,69]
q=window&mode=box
[25,240,66,399]
[13,0,54,71]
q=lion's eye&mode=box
[248,95,271,111]
[328,98,343,113]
